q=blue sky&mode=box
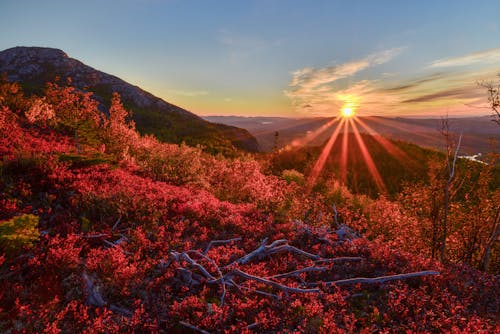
[1,0,500,117]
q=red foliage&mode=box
[0,81,498,333]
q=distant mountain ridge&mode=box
[0,46,259,153]
[204,115,499,154]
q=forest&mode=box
[0,77,499,333]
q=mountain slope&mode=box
[0,46,259,153]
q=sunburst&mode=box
[304,103,402,194]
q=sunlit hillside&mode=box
[0,77,498,332]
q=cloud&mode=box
[429,47,500,68]
[380,73,447,93]
[285,48,404,115]
[401,87,482,103]
[287,47,404,97]
[285,52,498,117]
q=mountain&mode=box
[0,46,259,153]
[204,115,499,154]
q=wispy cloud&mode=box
[287,48,404,97]
[285,47,498,117]
[401,87,482,103]
[285,48,405,115]
[429,47,500,68]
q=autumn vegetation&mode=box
[0,77,498,332]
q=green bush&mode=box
[0,214,40,256]
[281,169,305,185]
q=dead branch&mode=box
[83,272,133,316]
[312,270,440,287]
[269,266,327,279]
[166,236,440,311]
[79,233,109,239]
[186,250,227,305]
[111,216,121,231]
[103,239,132,255]
[227,269,321,294]
[83,272,105,307]
[314,257,363,264]
[179,321,210,334]
[169,251,216,281]
[203,237,242,255]
[293,219,333,245]
[336,224,360,242]
[227,238,319,268]
[247,322,260,330]
[269,244,321,260]
[232,281,281,299]
[332,203,339,228]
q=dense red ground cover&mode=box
[0,80,498,332]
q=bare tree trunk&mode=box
[439,118,462,263]
[481,207,500,271]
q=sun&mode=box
[341,107,355,118]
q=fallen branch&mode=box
[179,321,210,334]
[79,233,109,239]
[169,251,216,281]
[310,270,440,287]
[227,269,321,294]
[83,272,132,316]
[269,266,327,279]
[203,237,242,255]
[111,216,121,231]
[315,257,363,264]
[247,322,259,330]
[83,272,105,307]
[186,250,227,305]
[103,239,132,255]
[166,237,439,308]
[227,238,319,268]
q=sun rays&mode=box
[304,107,415,194]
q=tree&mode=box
[479,75,500,125]
[44,79,101,153]
[101,92,138,158]
[439,117,462,263]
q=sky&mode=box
[1,0,500,118]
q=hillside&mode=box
[0,46,259,154]
[0,76,499,333]
[269,133,440,198]
[204,115,499,154]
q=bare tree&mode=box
[478,75,500,125]
[481,207,500,271]
[439,117,463,263]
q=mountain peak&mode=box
[2,46,68,59]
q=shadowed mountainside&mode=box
[0,46,259,154]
